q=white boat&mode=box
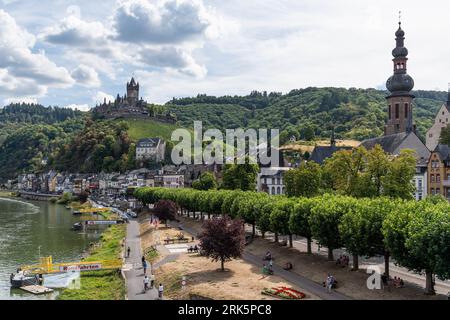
[10,271,40,288]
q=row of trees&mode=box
[134,187,450,295]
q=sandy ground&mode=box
[138,215,318,300]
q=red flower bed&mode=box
[262,286,306,300]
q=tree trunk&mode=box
[193,211,196,219]
[306,237,312,254]
[384,252,390,278]
[252,224,256,237]
[328,248,334,261]
[425,271,436,295]
[262,231,266,239]
[221,258,225,271]
[289,234,293,248]
[200,212,203,220]
[352,254,359,271]
[274,233,279,243]
[208,212,211,219]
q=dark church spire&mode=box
[384,18,416,136]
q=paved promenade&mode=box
[123,219,158,300]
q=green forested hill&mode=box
[0,87,447,181]
[167,87,447,142]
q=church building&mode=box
[361,21,430,200]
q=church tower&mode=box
[384,21,415,136]
[127,77,139,105]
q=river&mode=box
[0,197,101,300]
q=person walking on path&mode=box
[150,273,155,289]
[158,283,164,299]
[127,246,131,258]
[143,275,149,292]
[143,260,148,275]
[326,274,333,293]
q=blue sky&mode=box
[1,0,450,110]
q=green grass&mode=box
[122,118,182,142]
[57,225,126,300]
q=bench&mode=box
[164,238,190,244]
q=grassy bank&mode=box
[57,224,126,300]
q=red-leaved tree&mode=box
[198,216,245,271]
[153,200,177,226]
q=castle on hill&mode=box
[93,77,149,119]
[92,78,176,123]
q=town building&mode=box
[257,167,291,195]
[309,132,353,165]
[361,21,430,201]
[425,87,450,151]
[136,138,166,162]
[155,174,185,189]
[427,144,450,200]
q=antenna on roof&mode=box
[398,10,402,26]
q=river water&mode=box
[0,197,101,300]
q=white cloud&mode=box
[0,9,74,99]
[71,64,101,87]
[113,0,216,44]
[93,91,115,105]
[64,103,91,112]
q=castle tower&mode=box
[127,77,139,105]
[384,21,415,136]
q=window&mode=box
[418,193,423,200]
[395,104,400,119]
[405,103,408,118]
[437,174,441,183]
[418,179,423,189]
[436,188,441,194]
[431,175,435,183]
[431,188,435,195]
[388,105,392,120]
[277,187,281,195]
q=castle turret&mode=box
[127,77,139,105]
[385,21,415,136]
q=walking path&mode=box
[123,219,158,300]
[171,221,351,300]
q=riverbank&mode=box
[57,224,126,300]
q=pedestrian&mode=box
[269,259,273,269]
[141,255,145,266]
[326,274,333,293]
[127,246,131,258]
[158,283,164,299]
[150,273,155,289]
[143,275,149,291]
[143,260,147,275]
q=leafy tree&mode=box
[153,200,178,225]
[382,149,416,199]
[339,198,396,272]
[284,161,322,197]
[289,198,315,254]
[309,195,356,260]
[222,160,259,191]
[270,198,295,247]
[198,216,245,271]
[192,172,217,190]
[383,200,450,294]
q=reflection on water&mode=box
[0,198,101,300]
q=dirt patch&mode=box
[155,254,318,300]
[246,238,446,300]
[141,216,318,300]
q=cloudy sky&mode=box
[1,0,450,110]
